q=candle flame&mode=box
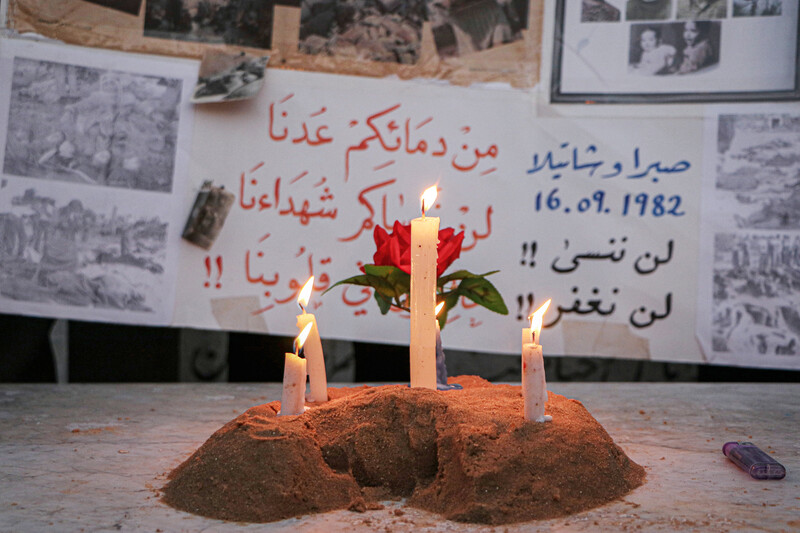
[294,321,314,354]
[421,186,438,215]
[435,301,445,316]
[528,299,552,342]
[297,276,314,312]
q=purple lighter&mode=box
[722,442,786,480]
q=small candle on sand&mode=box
[522,299,551,423]
[296,276,328,403]
[279,322,312,416]
[409,186,439,390]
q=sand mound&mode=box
[162,377,645,524]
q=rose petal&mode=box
[436,230,464,276]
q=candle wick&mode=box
[298,302,306,314]
[293,339,305,358]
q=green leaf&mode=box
[363,264,411,298]
[324,274,372,294]
[436,291,460,330]
[329,274,391,300]
[437,269,500,288]
[457,277,508,315]
[362,265,398,277]
[324,267,406,302]
[439,291,459,313]
[374,291,392,314]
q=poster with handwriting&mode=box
[0,38,196,325]
[698,105,800,369]
[175,68,705,363]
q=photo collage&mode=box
[552,0,797,102]
[581,0,783,77]
[142,0,530,65]
[700,110,800,365]
[0,40,195,325]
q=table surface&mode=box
[1,382,798,532]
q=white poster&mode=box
[698,104,800,368]
[0,37,727,365]
[174,68,704,363]
[0,38,196,325]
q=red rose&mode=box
[372,221,464,277]
[435,226,464,276]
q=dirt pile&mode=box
[162,377,645,524]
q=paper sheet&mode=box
[166,67,704,363]
[697,103,800,369]
[0,37,196,325]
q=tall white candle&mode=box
[522,300,551,422]
[409,186,439,390]
[297,276,328,403]
[279,322,312,416]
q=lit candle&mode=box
[522,322,533,347]
[435,301,446,385]
[522,299,551,423]
[279,322,312,416]
[410,186,439,389]
[296,276,328,403]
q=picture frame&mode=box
[550,0,800,103]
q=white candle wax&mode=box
[522,327,532,347]
[296,312,328,402]
[409,214,439,389]
[279,352,306,416]
[522,299,552,422]
[522,343,548,422]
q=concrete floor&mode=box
[1,382,797,532]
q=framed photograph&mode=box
[550,0,800,103]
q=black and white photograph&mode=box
[676,0,727,19]
[0,186,172,318]
[3,58,183,193]
[581,0,621,22]
[426,0,528,58]
[83,0,144,15]
[711,232,800,359]
[181,181,235,249]
[298,0,428,64]
[551,0,800,103]
[144,0,276,49]
[716,113,800,230]
[191,51,269,103]
[625,0,672,20]
[733,0,783,16]
[628,21,720,76]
